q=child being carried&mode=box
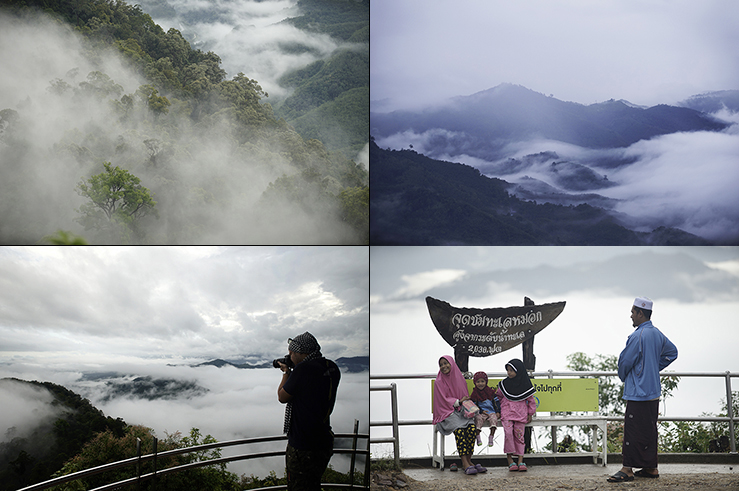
[469,371,501,446]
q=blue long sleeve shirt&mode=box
[618,320,678,401]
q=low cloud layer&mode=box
[141,0,342,99]
[375,117,739,243]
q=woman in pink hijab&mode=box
[433,355,486,475]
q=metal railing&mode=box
[370,371,738,464]
[17,421,369,491]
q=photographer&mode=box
[276,332,341,491]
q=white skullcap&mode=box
[633,296,653,310]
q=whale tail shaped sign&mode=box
[426,296,565,371]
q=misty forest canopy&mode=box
[0,0,368,244]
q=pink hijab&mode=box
[433,355,469,424]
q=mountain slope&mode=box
[369,140,712,246]
[371,84,729,159]
[0,379,127,490]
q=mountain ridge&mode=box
[194,355,369,373]
[371,83,731,160]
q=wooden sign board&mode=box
[426,296,566,359]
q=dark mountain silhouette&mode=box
[195,356,369,373]
[371,84,730,160]
[369,139,712,246]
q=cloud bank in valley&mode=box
[140,0,342,99]
[375,118,739,243]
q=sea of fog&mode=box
[374,112,739,244]
[1,363,368,479]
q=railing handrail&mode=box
[17,429,369,491]
[371,370,739,379]
[370,370,738,462]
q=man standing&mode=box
[608,297,678,483]
[277,332,341,490]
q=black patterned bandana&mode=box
[288,332,321,354]
[283,332,323,434]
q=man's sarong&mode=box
[622,400,660,469]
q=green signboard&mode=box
[432,378,599,413]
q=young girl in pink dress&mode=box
[496,358,537,472]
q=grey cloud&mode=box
[381,249,739,306]
[0,247,368,362]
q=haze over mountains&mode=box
[370,84,739,245]
[371,83,731,159]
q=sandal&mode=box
[475,463,487,473]
[449,463,458,472]
[607,471,634,483]
[508,463,519,472]
[518,463,528,472]
[635,469,659,478]
[465,465,478,475]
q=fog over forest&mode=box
[0,11,367,244]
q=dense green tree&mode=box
[76,162,157,241]
[339,186,368,244]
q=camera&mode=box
[272,354,294,369]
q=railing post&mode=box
[136,438,141,490]
[726,372,736,453]
[152,437,158,485]
[390,383,400,468]
[548,370,557,453]
[349,420,359,487]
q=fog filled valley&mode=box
[371,84,739,245]
[0,0,369,245]
[0,367,369,490]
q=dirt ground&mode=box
[372,467,739,491]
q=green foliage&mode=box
[339,186,368,244]
[50,426,240,491]
[276,0,369,154]
[658,390,739,453]
[76,162,157,242]
[42,230,89,245]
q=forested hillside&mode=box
[0,378,127,490]
[277,0,369,155]
[370,140,711,245]
[0,0,368,244]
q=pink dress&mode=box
[496,386,536,455]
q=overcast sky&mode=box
[370,246,739,457]
[371,0,739,111]
[0,246,368,366]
